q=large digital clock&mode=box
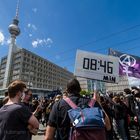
[83,58,113,74]
[74,50,119,83]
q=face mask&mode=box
[21,92,25,100]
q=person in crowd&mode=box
[112,96,130,140]
[21,89,33,111]
[21,88,43,137]
[45,79,111,140]
[133,87,140,123]
[54,94,62,102]
[131,86,140,136]
[0,80,39,140]
[44,99,55,127]
[21,89,43,121]
[100,96,114,140]
[41,99,48,126]
[30,99,43,125]
[124,88,136,116]
[62,91,68,98]
[32,99,39,112]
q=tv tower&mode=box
[3,0,21,88]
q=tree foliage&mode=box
[80,90,91,96]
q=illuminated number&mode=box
[100,60,106,73]
[83,58,89,69]
[90,59,97,70]
[107,62,113,74]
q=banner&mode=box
[109,48,140,79]
[74,50,119,83]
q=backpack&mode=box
[64,97,106,140]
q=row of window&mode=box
[24,52,51,66]
[0,64,6,69]
[22,62,66,76]
[14,52,22,59]
[23,51,71,74]
[22,75,63,84]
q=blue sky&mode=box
[0,0,140,76]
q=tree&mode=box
[80,90,91,96]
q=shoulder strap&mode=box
[63,97,78,109]
[88,92,97,107]
[88,98,96,108]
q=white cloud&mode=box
[6,38,11,44]
[0,31,5,45]
[29,34,32,37]
[27,23,31,28]
[32,40,38,48]
[0,31,11,46]
[46,38,53,44]
[27,23,37,31]
[32,25,37,30]
[32,8,37,13]
[0,31,15,46]
[32,38,53,48]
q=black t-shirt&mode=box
[0,103,32,140]
[48,95,102,140]
[114,103,126,120]
[20,102,33,112]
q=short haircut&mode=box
[8,80,26,98]
[67,79,81,95]
[124,88,131,95]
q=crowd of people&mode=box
[0,79,140,140]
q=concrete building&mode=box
[0,48,74,91]
[77,77,106,93]
[105,76,129,93]
[0,0,74,97]
[77,76,129,94]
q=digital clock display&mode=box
[83,58,113,74]
[74,50,119,83]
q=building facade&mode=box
[0,48,74,92]
[77,77,106,93]
[105,76,129,93]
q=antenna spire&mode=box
[15,0,20,19]
[8,0,20,36]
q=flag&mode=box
[109,48,140,79]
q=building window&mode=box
[12,75,19,80]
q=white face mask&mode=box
[21,92,25,100]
